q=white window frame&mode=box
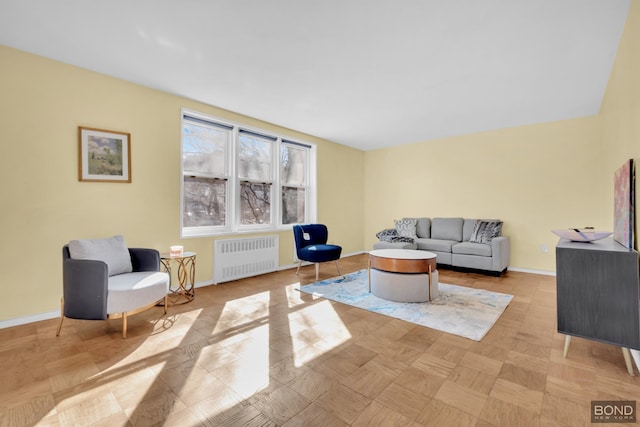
[279,139,313,227]
[236,129,276,231]
[180,108,317,237]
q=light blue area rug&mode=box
[299,269,513,341]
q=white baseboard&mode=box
[0,310,60,329]
[508,266,556,276]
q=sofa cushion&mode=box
[395,219,418,239]
[415,238,457,253]
[462,219,477,242]
[68,235,133,276]
[469,220,503,244]
[415,218,431,238]
[452,242,492,257]
[431,218,464,241]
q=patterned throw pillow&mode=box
[469,220,503,244]
[395,219,418,239]
[391,236,415,243]
[376,228,399,242]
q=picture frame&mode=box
[613,158,635,249]
[78,126,131,183]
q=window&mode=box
[182,117,231,232]
[238,130,275,226]
[181,110,315,237]
[281,141,308,225]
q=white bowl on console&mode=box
[551,229,612,242]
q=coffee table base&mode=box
[369,269,439,303]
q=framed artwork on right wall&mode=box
[613,158,635,249]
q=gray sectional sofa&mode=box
[373,217,510,276]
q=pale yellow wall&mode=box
[0,45,364,321]
[363,0,640,273]
[364,117,605,271]
[600,0,640,248]
[2,0,639,322]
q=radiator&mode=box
[214,235,279,283]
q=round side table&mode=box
[160,251,196,305]
[368,249,438,302]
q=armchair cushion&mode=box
[68,235,132,276]
[107,271,169,314]
[298,244,342,263]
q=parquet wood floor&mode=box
[1,254,639,426]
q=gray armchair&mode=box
[57,236,170,338]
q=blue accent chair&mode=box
[293,224,342,281]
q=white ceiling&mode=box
[0,1,631,151]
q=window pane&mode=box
[183,176,226,227]
[183,121,228,176]
[239,134,272,180]
[282,186,305,224]
[240,182,271,224]
[281,144,307,186]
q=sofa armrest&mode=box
[490,236,510,272]
[129,248,161,272]
[62,257,108,320]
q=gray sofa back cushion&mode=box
[404,217,431,238]
[431,217,464,241]
[462,219,477,241]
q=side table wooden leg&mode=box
[563,335,571,358]
[368,258,371,293]
[622,347,635,376]
[428,265,432,301]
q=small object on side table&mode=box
[160,251,196,305]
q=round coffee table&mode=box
[368,249,438,302]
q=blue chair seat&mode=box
[298,244,342,263]
[293,224,342,281]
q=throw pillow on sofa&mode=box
[395,219,418,239]
[469,220,503,244]
[376,228,399,242]
[391,236,415,243]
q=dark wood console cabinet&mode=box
[556,237,640,348]
[556,237,640,374]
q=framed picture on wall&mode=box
[613,158,635,249]
[78,126,131,183]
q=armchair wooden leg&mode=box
[163,295,168,314]
[335,260,341,277]
[296,260,302,275]
[315,263,320,281]
[56,297,64,337]
[122,313,127,339]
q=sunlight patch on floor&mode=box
[289,299,351,367]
